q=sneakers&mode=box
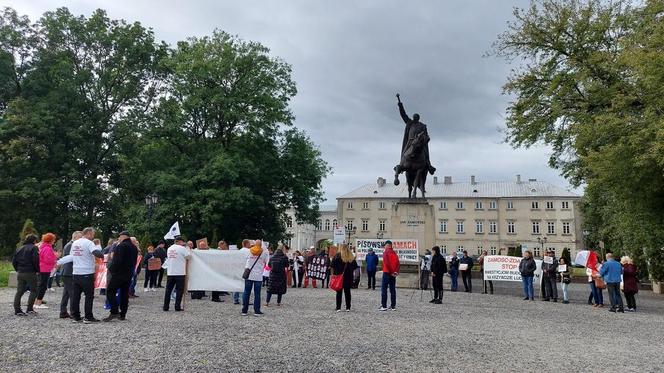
[102,314,120,322]
[83,317,100,324]
[379,307,388,311]
[336,309,342,313]
[254,312,264,317]
[429,299,437,303]
[71,318,83,323]
[241,312,248,316]
[390,307,396,311]
[34,304,49,309]
[15,311,27,317]
[345,309,350,312]
[48,288,56,292]
[150,288,156,292]
[144,288,149,292]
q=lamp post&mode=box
[145,193,158,238]
[537,236,547,257]
[346,225,357,248]
[376,232,384,240]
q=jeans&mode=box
[233,292,240,303]
[461,271,472,292]
[164,275,185,311]
[14,272,38,313]
[606,282,624,310]
[561,282,569,301]
[522,276,534,299]
[37,272,50,301]
[449,269,458,291]
[432,274,443,300]
[367,270,376,289]
[543,276,558,300]
[336,287,352,310]
[242,280,262,314]
[590,281,604,305]
[106,278,130,316]
[381,273,396,309]
[129,270,138,295]
[71,274,95,320]
[266,292,282,304]
[60,276,73,314]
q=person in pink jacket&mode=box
[35,233,57,309]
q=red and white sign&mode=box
[355,239,419,263]
[482,255,542,283]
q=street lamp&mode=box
[346,225,357,247]
[145,193,159,237]
[376,232,384,239]
[537,236,547,257]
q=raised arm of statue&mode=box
[397,97,411,124]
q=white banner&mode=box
[482,255,542,283]
[355,239,419,263]
[187,249,247,292]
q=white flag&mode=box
[164,221,181,239]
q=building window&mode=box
[324,219,330,231]
[489,201,497,210]
[562,201,570,209]
[490,246,497,255]
[475,220,484,234]
[532,221,540,234]
[456,220,465,234]
[379,201,386,209]
[531,201,539,209]
[547,221,555,234]
[489,220,497,234]
[457,245,465,252]
[475,201,483,210]
[507,221,516,234]
[546,201,554,209]
[347,201,354,209]
[477,246,483,255]
[441,245,447,253]
[346,220,354,231]
[548,247,556,256]
[317,220,322,230]
[439,201,447,210]
[456,201,464,210]
[332,219,337,228]
[286,216,293,228]
[533,247,541,257]
[507,201,514,209]
[362,202,369,210]
[379,219,386,232]
[361,219,369,231]
[439,220,448,233]
[562,221,571,235]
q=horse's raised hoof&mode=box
[394,176,400,186]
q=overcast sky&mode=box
[3,0,579,203]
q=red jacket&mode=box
[382,248,400,274]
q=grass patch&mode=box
[0,260,13,287]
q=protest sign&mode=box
[187,249,246,292]
[333,227,346,244]
[558,264,567,273]
[94,255,109,289]
[307,255,328,280]
[196,238,208,249]
[544,256,553,264]
[355,239,419,263]
[482,255,542,283]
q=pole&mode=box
[183,258,189,310]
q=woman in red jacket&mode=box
[620,256,639,312]
[35,233,57,309]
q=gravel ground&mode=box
[1,281,663,373]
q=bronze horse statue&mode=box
[393,94,436,199]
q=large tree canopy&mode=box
[0,8,329,254]
[494,0,664,280]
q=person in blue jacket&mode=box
[597,253,624,313]
[365,248,379,290]
[449,251,459,292]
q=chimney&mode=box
[516,174,522,184]
[433,176,438,185]
[444,176,452,185]
[470,175,476,185]
[528,178,537,182]
[377,177,386,187]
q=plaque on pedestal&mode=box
[390,199,435,256]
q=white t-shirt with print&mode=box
[245,249,268,282]
[166,244,191,276]
[71,237,99,275]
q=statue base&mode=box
[390,199,435,256]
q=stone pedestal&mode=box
[390,198,436,256]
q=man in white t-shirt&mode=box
[57,226,104,323]
[163,236,191,311]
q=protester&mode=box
[163,236,191,312]
[103,231,138,322]
[430,246,447,304]
[588,258,604,308]
[266,245,289,307]
[379,240,400,311]
[541,250,559,302]
[154,241,167,288]
[365,248,378,290]
[331,244,358,312]
[143,245,158,292]
[597,253,624,313]
[233,239,252,305]
[420,249,432,290]
[621,256,638,312]
[57,227,104,323]
[34,233,58,309]
[559,257,571,304]
[211,240,228,303]
[294,250,305,288]
[519,250,536,301]
[263,247,273,287]
[478,250,493,295]
[449,251,459,292]
[459,250,474,293]
[102,239,115,255]
[303,247,317,288]
[12,234,40,316]
[59,231,82,319]
[320,249,330,288]
[242,240,268,316]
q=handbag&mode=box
[243,255,262,280]
[594,277,606,289]
[330,263,347,292]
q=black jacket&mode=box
[519,257,537,277]
[431,253,447,276]
[450,256,459,271]
[541,257,559,277]
[107,238,138,282]
[12,244,40,273]
[330,254,358,289]
[459,256,474,271]
[268,250,289,295]
[62,240,74,276]
[154,246,167,263]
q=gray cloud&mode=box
[6,0,579,202]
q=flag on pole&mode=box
[164,221,181,239]
[574,250,598,270]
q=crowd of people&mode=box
[12,229,642,320]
